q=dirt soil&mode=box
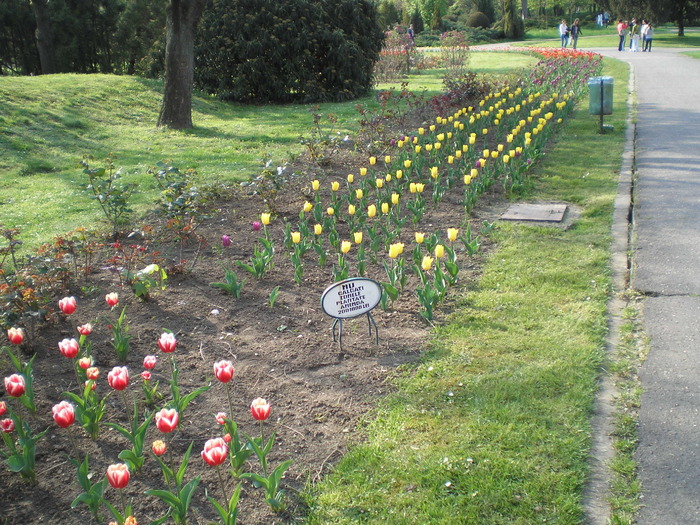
[0,145,507,525]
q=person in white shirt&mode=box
[643,24,654,52]
[559,20,569,48]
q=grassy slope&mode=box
[304,56,629,523]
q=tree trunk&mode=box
[521,0,528,19]
[31,0,56,74]
[157,0,208,130]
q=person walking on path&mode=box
[628,18,637,49]
[640,20,649,50]
[643,23,654,51]
[559,19,569,48]
[617,20,628,51]
[570,19,582,50]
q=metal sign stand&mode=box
[331,311,379,349]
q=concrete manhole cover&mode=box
[500,203,568,222]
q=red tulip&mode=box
[7,327,24,345]
[154,408,179,433]
[77,323,93,336]
[223,433,232,443]
[58,296,77,315]
[141,371,151,381]
[213,360,234,383]
[250,397,271,421]
[1,418,14,433]
[152,440,167,456]
[4,374,25,397]
[158,332,177,353]
[215,412,227,425]
[107,366,129,391]
[0,401,6,416]
[105,292,119,307]
[106,463,130,489]
[52,401,75,428]
[143,355,157,370]
[78,357,92,369]
[201,437,228,467]
[58,338,80,359]
[84,380,96,391]
[86,367,100,380]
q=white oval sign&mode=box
[321,278,382,319]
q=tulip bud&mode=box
[1,418,15,433]
[435,245,445,258]
[367,204,377,218]
[105,292,119,308]
[7,327,24,345]
[252,221,262,232]
[341,241,352,254]
[4,374,25,397]
[221,234,232,247]
[106,463,130,489]
[143,355,157,370]
[77,324,92,336]
[158,332,177,353]
[314,224,323,236]
[59,296,77,315]
[291,231,301,244]
[251,398,271,421]
[354,232,363,244]
[152,440,167,456]
[348,205,356,216]
[312,180,320,191]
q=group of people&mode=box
[558,19,583,50]
[616,18,654,52]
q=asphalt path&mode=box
[589,45,700,524]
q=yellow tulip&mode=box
[425,144,433,152]
[455,150,462,159]
[291,231,301,244]
[447,228,459,242]
[396,170,403,179]
[369,156,376,165]
[463,144,469,152]
[312,180,320,191]
[429,125,436,132]
[404,159,412,169]
[448,155,454,164]
[327,207,334,216]
[367,204,376,218]
[415,145,422,154]
[471,168,478,177]
[415,232,425,244]
[376,178,384,188]
[354,231,363,244]
[430,166,439,179]
[469,136,476,145]
[341,241,352,254]
[434,142,441,150]
[314,224,323,235]
[447,132,453,139]
[410,183,417,193]
[482,149,489,158]
[435,244,445,258]
[388,242,404,259]
[482,128,488,135]
[360,167,367,176]
[347,174,354,183]
[303,201,313,213]
[381,202,389,214]
[348,204,356,216]
[331,181,340,191]
[385,174,392,182]
[464,174,472,185]
[415,183,425,193]
[437,133,445,141]
[418,127,425,135]
[261,213,271,226]
[497,144,504,152]
[384,155,391,164]
[397,140,404,148]
[421,256,434,271]
[491,151,498,159]
[391,193,400,205]
[356,189,364,199]
[503,155,510,164]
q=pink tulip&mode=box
[215,412,227,425]
[77,324,93,336]
[141,371,151,381]
[154,408,179,433]
[152,440,167,456]
[1,418,14,433]
[221,235,232,247]
[58,296,77,315]
[158,332,177,353]
[106,463,130,489]
[251,397,271,421]
[52,401,75,428]
[7,327,24,345]
[4,374,25,397]
[201,437,228,467]
[86,367,100,380]
[78,357,92,369]
[0,401,7,416]
[213,360,234,383]
[107,366,129,391]
[58,338,80,359]
[105,292,119,307]
[143,355,157,370]
[252,221,262,232]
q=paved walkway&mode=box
[589,45,700,524]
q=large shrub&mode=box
[466,11,491,28]
[195,0,384,103]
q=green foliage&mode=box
[210,269,245,298]
[195,0,384,103]
[81,155,138,237]
[467,11,492,28]
[123,263,167,300]
[71,455,108,522]
[501,0,525,39]
[147,442,201,525]
[64,380,109,439]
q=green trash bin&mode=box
[588,76,613,115]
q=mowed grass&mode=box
[0,52,534,249]
[303,56,629,523]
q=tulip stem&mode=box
[67,426,81,463]
[119,488,127,520]
[73,361,82,391]
[216,464,228,503]
[225,383,234,422]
